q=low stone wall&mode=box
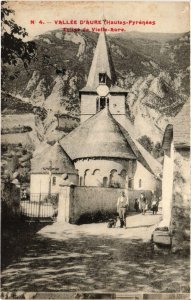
[69,187,152,223]
[170,150,190,253]
[55,114,79,132]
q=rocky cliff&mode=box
[2,30,190,145]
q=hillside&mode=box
[2,30,190,144]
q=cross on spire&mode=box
[102,1,106,22]
[102,15,107,29]
[102,14,106,23]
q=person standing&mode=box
[117,191,129,228]
[151,194,158,215]
[140,193,147,215]
[134,198,139,212]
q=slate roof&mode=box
[31,142,77,174]
[59,107,162,176]
[85,32,117,88]
[60,107,136,161]
[118,125,162,176]
[162,100,190,151]
[132,138,162,176]
[173,100,190,148]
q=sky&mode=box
[7,1,190,39]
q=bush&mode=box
[76,210,118,225]
[1,126,32,134]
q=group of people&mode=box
[134,193,147,215]
[134,193,159,215]
[116,191,159,228]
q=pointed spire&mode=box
[86,32,116,88]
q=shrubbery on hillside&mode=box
[138,135,164,159]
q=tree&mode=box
[138,135,154,153]
[138,135,164,159]
[1,1,36,68]
[152,142,164,159]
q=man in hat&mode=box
[117,191,129,228]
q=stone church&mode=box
[31,32,162,195]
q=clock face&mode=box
[96,84,109,97]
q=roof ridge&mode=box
[60,107,109,142]
[31,141,77,174]
[115,121,161,175]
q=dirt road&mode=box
[1,212,189,294]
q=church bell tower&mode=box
[79,32,128,123]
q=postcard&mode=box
[1,1,190,299]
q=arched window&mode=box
[103,177,108,187]
[92,169,100,175]
[128,178,134,189]
[109,169,118,188]
[139,179,142,188]
[52,176,56,186]
[84,169,90,186]
[79,176,83,186]
[120,169,127,178]
[99,73,106,84]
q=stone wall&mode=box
[56,114,79,132]
[69,187,152,223]
[109,94,126,115]
[134,161,160,192]
[80,94,97,122]
[80,93,126,123]
[30,173,78,200]
[170,149,190,252]
[75,158,136,188]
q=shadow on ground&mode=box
[1,220,52,269]
[1,229,190,294]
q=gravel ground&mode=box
[1,212,189,294]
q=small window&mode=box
[52,176,56,186]
[100,97,106,110]
[139,179,142,188]
[96,97,99,112]
[128,178,134,189]
[99,73,106,84]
